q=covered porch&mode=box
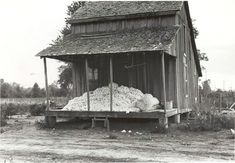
[38,26,182,129]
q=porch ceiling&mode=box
[37,26,179,58]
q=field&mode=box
[0,114,235,162]
[0,98,234,162]
[0,97,69,105]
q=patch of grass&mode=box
[0,119,7,127]
[186,111,234,131]
[153,122,168,134]
[107,134,118,139]
[0,103,46,120]
[29,104,46,116]
[35,119,48,129]
[1,103,30,118]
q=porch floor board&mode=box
[45,108,178,119]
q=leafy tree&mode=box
[58,64,72,96]
[31,83,41,97]
[192,19,209,62]
[48,82,65,97]
[52,1,85,45]
[55,1,85,96]
[201,79,212,97]
[0,81,11,98]
[192,19,209,75]
[192,19,199,39]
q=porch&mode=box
[38,27,185,129]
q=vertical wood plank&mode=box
[85,58,90,111]
[143,53,147,93]
[110,56,113,111]
[72,63,77,97]
[43,57,50,111]
[161,51,167,115]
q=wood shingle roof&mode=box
[69,1,183,23]
[37,26,179,57]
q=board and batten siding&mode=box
[70,4,199,111]
[175,5,199,111]
[71,16,175,34]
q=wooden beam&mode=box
[161,51,167,115]
[124,63,146,69]
[85,58,90,111]
[110,56,113,111]
[45,110,167,119]
[43,57,50,111]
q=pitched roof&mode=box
[37,26,179,57]
[69,1,183,23]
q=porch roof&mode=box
[37,26,179,57]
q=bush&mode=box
[35,119,48,129]
[0,119,7,127]
[1,103,30,118]
[29,104,46,116]
[187,111,235,131]
[0,103,46,120]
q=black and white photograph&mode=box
[0,0,234,162]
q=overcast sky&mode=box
[0,0,235,90]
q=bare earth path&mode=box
[0,116,234,162]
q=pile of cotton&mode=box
[135,94,160,111]
[62,83,145,112]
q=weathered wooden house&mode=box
[37,1,202,128]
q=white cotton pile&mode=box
[135,94,159,111]
[62,83,145,112]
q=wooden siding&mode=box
[175,5,199,111]
[72,59,86,97]
[72,16,175,34]
[71,53,177,107]
[70,4,199,111]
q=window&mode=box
[184,53,189,98]
[183,53,188,82]
[89,68,98,80]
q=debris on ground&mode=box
[121,130,127,133]
[230,129,235,138]
[135,132,143,135]
[105,134,118,139]
[62,83,159,112]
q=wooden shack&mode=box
[37,1,202,128]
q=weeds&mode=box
[35,119,48,129]
[187,110,234,131]
[0,119,7,127]
[29,104,46,116]
[106,134,118,139]
[153,122,168,133]
[1,103,46,118]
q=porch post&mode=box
[161,51,168,128]
[174,55,181,123]
[161,51,167,114]
[43,57,49,111]
[110,56,113,111]
[85,58,90,111]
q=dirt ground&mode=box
[0,115,234,162]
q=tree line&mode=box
[0,79,71,98]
